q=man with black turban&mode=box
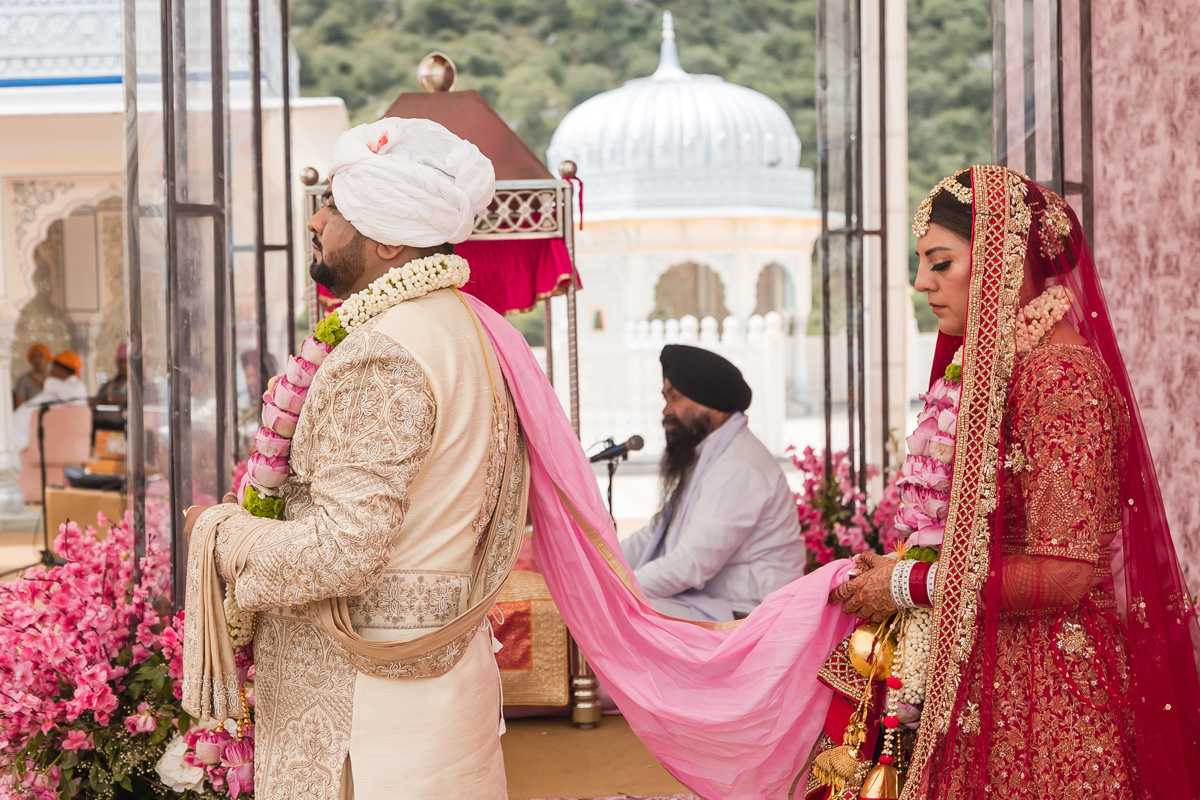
[620,344,805,622]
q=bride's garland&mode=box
[224,254,471,640]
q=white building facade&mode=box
[545,13,822,456]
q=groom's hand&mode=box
[181,494,240,544]
[828,552,898,623]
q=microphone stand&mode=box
[593,438,620,522]
[35,402,63,567]
[0,403,69,578]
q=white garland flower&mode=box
[339,253,470,334]
[223,584,256,648]
[897,606,933,706]
[1015,284,1072,354]
[156,734,207,793]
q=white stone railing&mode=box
[551,313,788,458]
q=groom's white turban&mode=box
[328,117,495,247]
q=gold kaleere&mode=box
[811,714,869,798]
[813,613,902,798]
[858,761,900,799]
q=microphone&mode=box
[589,435,644,463]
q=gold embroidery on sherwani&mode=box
[347,570,470,630]
[217,318,436,610]
[209,294,529,799]
[218,323,437,800]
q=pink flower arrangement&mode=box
[0,512,256,798]
[893,375,960,548]
[789,447,903,572]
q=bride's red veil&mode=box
[909,166,1200,799]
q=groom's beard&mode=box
[660,411,715,500]
[309,232,368,299]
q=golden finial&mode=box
[558,160,578,179]
[299,166,320,186]
[417,52,457,92]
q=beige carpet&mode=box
[503,716,692,800]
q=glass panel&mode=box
[127,0,232,605]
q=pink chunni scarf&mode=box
[464,294,856,799]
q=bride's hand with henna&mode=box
[827,552,898,623]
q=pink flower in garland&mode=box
[893,373,960,548]
[222,734,255,798]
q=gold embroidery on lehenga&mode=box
[934,346,1137,799]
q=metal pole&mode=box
[816,0,834,481]
[877,0,890,476]
[212,0,231,500]
[852,0,867,496]
[121,0,147,572]
[161,0,187,608]
[251,0,269,404]
[1079,0,1094,243]
[1023,0,1037,171]
[280,0,296,355]
[841,1,859,489]
[557,169,597,727]
[992,0,1008,164]
[543,296,554,388]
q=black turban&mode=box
[659,344,752,413]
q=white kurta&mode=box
[13,374,88,451]
[214,289,523,800]
[620,423,805,620]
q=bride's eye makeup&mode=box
[931,261,952,272]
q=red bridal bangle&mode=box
[909,562,933,606]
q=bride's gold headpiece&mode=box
[912,168,973,237]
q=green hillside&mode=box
[293,0,992,214]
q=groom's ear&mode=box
[375,243,406,262]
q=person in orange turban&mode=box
[12,349,88,451]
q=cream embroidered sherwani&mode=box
[211,289,526,800]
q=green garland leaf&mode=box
[242,484,285,520]
[903,545,940,563]
[314,310,347,347]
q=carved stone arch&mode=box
[3,175,122,321]
[649,261,731,322]
[754,261,795,317]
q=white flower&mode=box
[156,734,207,793]
[340,254,472,335]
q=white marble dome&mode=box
[547,11,813,215]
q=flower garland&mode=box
[1015,284,1072,355]
[237,253,470,516]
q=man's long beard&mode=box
[660,412,714,500]
[309,233,367,298]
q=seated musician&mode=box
[620,344,805,622]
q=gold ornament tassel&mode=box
[858,762,900,799]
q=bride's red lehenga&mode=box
[906,167,1200,800]
[941,342,1138,796]
[807,166,1200,800]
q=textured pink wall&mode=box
[1092,0,1200,591]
